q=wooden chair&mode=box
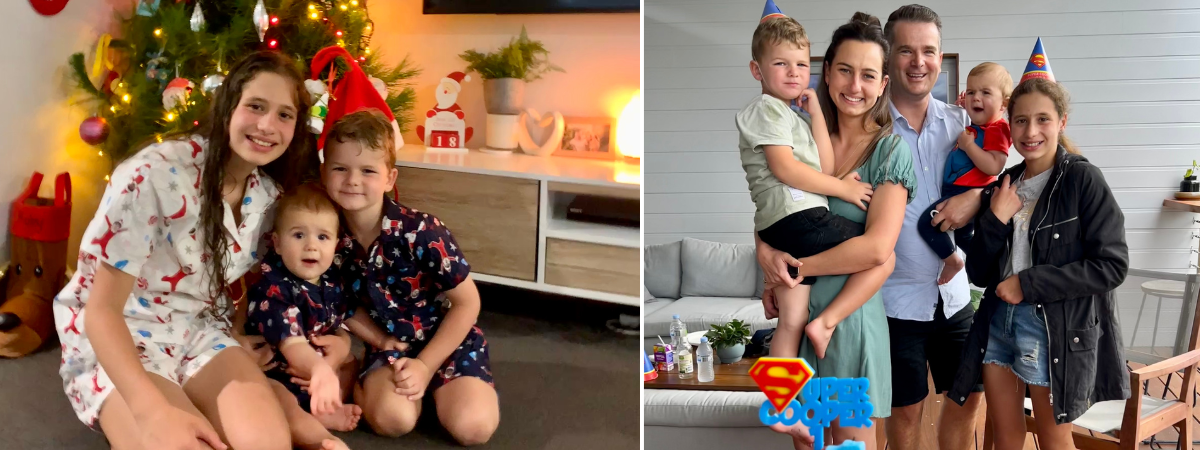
[1023,269,1200,449]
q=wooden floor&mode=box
[873,366,1196,450]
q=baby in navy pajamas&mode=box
[244,183,359,448]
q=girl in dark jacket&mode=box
[948,78,1129,450]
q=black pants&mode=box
[887,296,984,407]
[917,184,975,260]
[758,207,865,285]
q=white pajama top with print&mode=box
[53,136,281,428]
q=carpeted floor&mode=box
[0,284,641,449]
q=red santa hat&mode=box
[441,71,471,91]
[310,46,397,151]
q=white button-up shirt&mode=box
[885,97,972,321]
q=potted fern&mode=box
[459,26,563,115]
[705,319,752,364]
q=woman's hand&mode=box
[996,275,1024,305]
[135,403,227,450]
[836,172,873,211]
[307,363,343,415]
[756,238,802,288]
[989,175,1023,224]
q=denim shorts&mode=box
[983,302,1051,387]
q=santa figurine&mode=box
[417,71,472,149]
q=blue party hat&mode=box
[761,0,786,22]
[644,350,659,381]
[1020,37,1055,83]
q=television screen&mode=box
[424,0,640,14]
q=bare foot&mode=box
[314,403,363,432]
[320,437,350,450]
[938,254,964,285]
[804,316,836,359]
[769,420,815,450]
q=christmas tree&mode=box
[68,0,419,163]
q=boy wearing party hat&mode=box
[918,59,1015,285]
[735,0,894,372]
[311,50,499,444]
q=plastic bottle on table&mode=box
[676,338,694,379]
[697,336,714,382]
[669,314,688,349]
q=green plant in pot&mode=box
[705,319,751,364]
[458,26,564,116]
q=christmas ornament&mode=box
[30,0,70,16]
[200,73,224,94]
[163,77,195,110]
[79,117,110,145]
[102,72,122,96]
[309,46,404,151]
[304,79,327,103]
[190,1,205,33]
[135,0,160,17]
[145,52,171,86]
[253,0,269,42]
[309,92,329,134]
[517,109,564,157]
[416,72,472,150]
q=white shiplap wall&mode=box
[645,0,1200,345]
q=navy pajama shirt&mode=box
[245,251,351,411]
[335,196,493,392]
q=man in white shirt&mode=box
[882,5,986,450]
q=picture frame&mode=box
[809,53,960,105]
[555,116,617,160]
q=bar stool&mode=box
[1131,279,1186,350]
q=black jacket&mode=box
[948,146,1130,424]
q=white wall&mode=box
[645,0,1200,346]
[0,0,120,265]
[369,0,641,149]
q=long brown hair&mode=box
[195,51,314,314]
[817,12,896,175]
[1008,78,1080,155]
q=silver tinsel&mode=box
[252,0,268,42]
[190,1,205,33]
[201,74,225,94]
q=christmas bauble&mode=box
[163,77,195,110]
[201,74,225,94]
[80,116,110,145]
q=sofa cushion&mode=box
[644,297,675,317]
[644,241,681,299]
[643,296,776,338]
[644,389,768,427]
[680,238,758,298]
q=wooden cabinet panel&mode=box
[545,238,639,296]
[394,167,539,281]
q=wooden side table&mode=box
[644,358,760,391]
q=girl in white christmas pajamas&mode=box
[53,51,318,450]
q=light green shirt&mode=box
[736,94,827,231]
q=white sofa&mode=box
[643,238,791,448]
